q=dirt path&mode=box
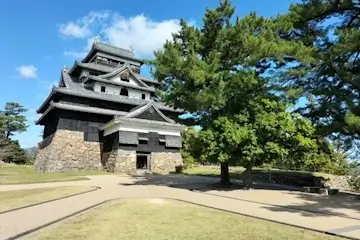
[0,174,359,240]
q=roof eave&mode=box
[87,76,155,92]
[68,61,80,75]
[94,44,144,64]
[36,103,55,125]
[81,45,96,63]
[36,88,56,114]
[117,117,185,129]
[99,117,120,131]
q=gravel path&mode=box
[0,174,360,240]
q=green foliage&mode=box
[0,102,30,164]
[0,102,28,138]
[152,0,356,183]
[150,0,325,183]
[0,137,30,164]
[271,0,360,147]
[198,100,317,170]
[181,127,201,168]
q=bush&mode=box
[0,137,30,164]
[181,150,196,169]
[175,165,183,173]
[349,167,360,190]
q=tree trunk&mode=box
[244,164,253,189]
[220,162,230,186]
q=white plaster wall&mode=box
[93,82,150,99]
[103,121,182,137]
[110,75,139,86]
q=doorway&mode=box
[136,154,149,170]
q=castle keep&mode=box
[34,40,186,173]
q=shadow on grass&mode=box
[120,173,360,220]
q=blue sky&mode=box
[0,0,297,148]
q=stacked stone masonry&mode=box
[35,130,102,172]
[35,130,183,173]
[105,150,183,174]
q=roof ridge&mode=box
[95,42,134,54]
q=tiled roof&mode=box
[95,43,136,59]
[86,75,155,92]
[82,42,144,64]
[124,102,175,123]
[100,114,185,131]
[69,61,159,85]
[97,64,150,88]
[36,101,128,125]
[116,115,184,127]
[54,86,181,112]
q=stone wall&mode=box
[326,175,352,190]
[151,152,183,172]
[34,130,102,172]
[110,150,183,173]
[114,150,137,173]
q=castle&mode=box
[34,40,186,173]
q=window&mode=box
[159,135,166,146]
[142,94,146,100]
[101,86,106,92]
[120,88,128,96]
[138,137,148,145]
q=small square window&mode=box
[139,139,148,144]
[101,86,106,92]
[142,94,146,100]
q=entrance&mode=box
[136,154,149,170]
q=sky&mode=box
[0,0,297,148]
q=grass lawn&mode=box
[0,165,111,184]
[30,199,341,240]
[0,186,96,212]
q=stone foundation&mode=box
[150,152,182,172]
[112,150,183,173]
[114,150,137,173]
[34,130,102,172]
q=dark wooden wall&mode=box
[118,131,180,153]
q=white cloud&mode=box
[64,51,87,58]
[59,22,91,38]
[16,65,38,78]
[59,11,185,58]
[103,14,181,57]
[58,11,111,38]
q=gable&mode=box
[109,73,143,87]
[101,65,149,88]
[125,103,175,123]
[135,106,170,122]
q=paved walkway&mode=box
[1,174,360,239]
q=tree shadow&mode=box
[260,191,360,220]
[119,173,360,220]
[119,172,300,191]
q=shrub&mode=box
[175,165,183,173]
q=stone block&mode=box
[151,152,183,173]
[114,150,136,173]
[34,129,102,172]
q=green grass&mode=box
[0,186,97,212]
[0,165,111,184]
[30,199,342,240]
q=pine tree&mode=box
[151,0,316,185]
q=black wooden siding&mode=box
[118,132,180,153]
[55,110,112,142]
